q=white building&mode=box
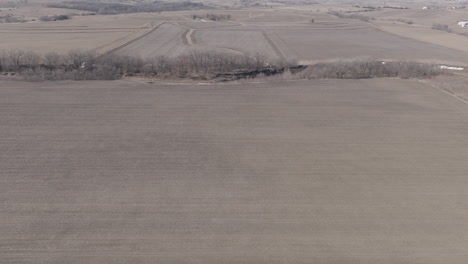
[458,21,468,27]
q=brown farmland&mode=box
[2,0,468,263]
[2,6,468,68]
[1,79,468,263]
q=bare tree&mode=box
[44,52,63,69]
[328,60,349,78]
[22,51,41,69]
[141,63,156,76]
[432,23,451,32]
[252,51,268,70]
[7,49,26,71]
[67,50,96,70]
[155,55,169,73]
[0,49,7,71]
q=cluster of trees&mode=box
[0,49,297,81]
[192,13,231,21]
[327,11,375,22]
[0,1,26,9]
[432,23,451,32]
[39,14,71,21]
[0,49,119,80]
[1,50,443,82]
[268,0,318,5]
[431,23,468,38]
[396,18,413,24]
[383,6,409,9]
[47,1,208,15]
[297,59,443,80]
[0,14,27,23]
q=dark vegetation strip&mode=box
[432,23,468,38]
[0,49,296,81]
[327,11,375,22]
[0,49,445,81]
[277,60,445,80]
[192,14,231,21]
[47,1,211,15]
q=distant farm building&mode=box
[458,21,468,27]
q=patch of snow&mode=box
[439,65,465,71]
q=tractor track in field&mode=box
[167,22,196,46]
[262,30,286,59]
[177,22,285,58]
[99,21,281,59]
[174,23,244,55]
[101,22,167,56]
[180,28,196,46]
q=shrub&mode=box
[2,15,25,23]
[396,19,413,24]
[47,1,209,15]
[299,59,442,80]
[432,23,451,32]
[327,11,375,22]
[39,15,71,21]
[0,48,289,81]
[0,49,443,82]
[192,13,231,21]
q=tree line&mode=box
[275,59,444,80]
[0,50,444,81]
[0,49,296,81]
[327,11,375,22]
[192,13,231,21]
[47,1,209,15]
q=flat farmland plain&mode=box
[1,79,468,264]
[111,11,468,66]
[195,29,280,58]
[115,22,196,58]
[266,23,468,65]
[0,15,152,53]
[374,24,468,54]
[3,7,468,67]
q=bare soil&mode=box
[2,6,468,67]
[1,78,468,263]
